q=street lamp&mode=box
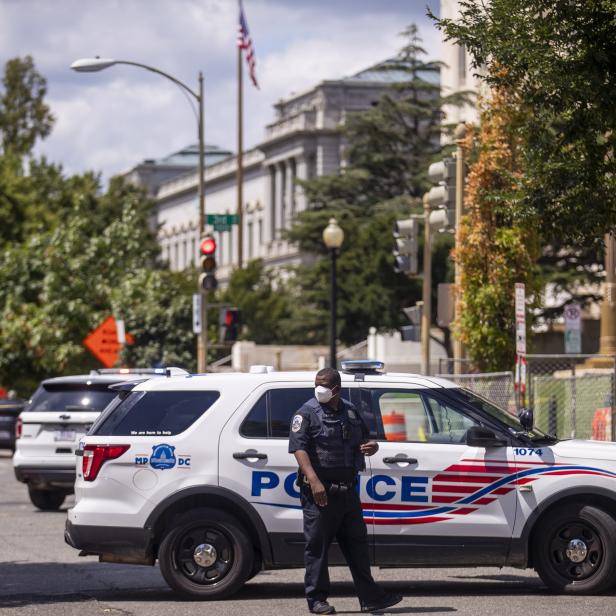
[322,218,344,369]
[70,56,209,372]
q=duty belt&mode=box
[301,475,356,494]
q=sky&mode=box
[0,0,441,183]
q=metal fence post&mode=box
[571,358,577,439]
[612,356,616,442]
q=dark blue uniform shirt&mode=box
[288,397,368,482]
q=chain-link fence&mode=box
[522,354,616,441]
[435,370,516,414]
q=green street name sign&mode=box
[207,214,238,232]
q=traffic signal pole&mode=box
[421,193,432,376]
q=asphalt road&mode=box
[1,450,615,615]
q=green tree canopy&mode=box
[285,26,460,346]
[433,1,616,245]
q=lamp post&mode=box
[70,57,209,371]
[322,218,344,369]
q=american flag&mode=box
[238,1,259,89]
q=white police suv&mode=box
[14,368,184,511]
[66,361,616,599]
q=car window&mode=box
[91,390,220,436]
[364,388,479,444]
[240,392,268,438]
[422,394,478,443]
[27,385,117,413]
[270,388,315,438]
[240,387,363,439]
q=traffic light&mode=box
[199,235,218,291]
[393,218,419,275]
[400,302,422,342]
[219,307,240,343]
[427,157,455,231]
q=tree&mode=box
[0,56,54,157]
[0,183,195,395]
[285,26,462,345]
[219,259,297,345]
[455,87,540,371]
[433,1,616,246]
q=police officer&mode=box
[288,367,403,615]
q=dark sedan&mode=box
[0,398,25,451]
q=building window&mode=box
[191,237,196,266]
[182,240,187,269]
[218,232,224,265]
[248,221,253,259]
[174,242,179,270]
[458,44,467,84]
[258,219,263,251]
[228,227,233,264]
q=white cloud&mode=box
[0,0,440,182]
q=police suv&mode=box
[66,361,616,599]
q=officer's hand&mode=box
[310,478,328,507]
[360,440,379,456]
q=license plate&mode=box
[54,430,76,442]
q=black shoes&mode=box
[310,601,336,614]
[361,593,403,613]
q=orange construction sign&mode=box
[83,316,134,368]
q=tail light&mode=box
[82,444,130,482]
[15,416,22,440]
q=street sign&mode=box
[207,214,238,232]
[83,316,134,368]
[193,294,202,334]
[515,283,526,355]
[564,302,582,354]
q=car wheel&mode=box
[158,507,254,600]
[534,503,616,594]
[28,487,66,511]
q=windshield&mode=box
[452,388,555,441]
[26,384,117,413]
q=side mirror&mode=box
[518,407,534,432]
[466,425,507,448]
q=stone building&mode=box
[126,61,422,281]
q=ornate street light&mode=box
[322,218,344,368]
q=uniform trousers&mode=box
[300,483,387,609]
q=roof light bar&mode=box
[340,360,385,373]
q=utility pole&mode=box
[421,193,432,376]
[197,71,208,373]
[599,233,616,355]
[453,122,466,373]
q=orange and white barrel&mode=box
[383,411,407,441]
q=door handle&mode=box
[59,414,71,420]
[233,451,267,460]
[383,456,418,464]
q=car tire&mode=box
[28,487,66,511]
[158,507,254,600]
[534,503,616,594]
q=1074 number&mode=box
[514,447,543,456]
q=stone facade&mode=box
[127,62,416,281]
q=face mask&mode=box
[315,385,336,404]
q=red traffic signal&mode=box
[199,234,217,290]
[200,236,217,256]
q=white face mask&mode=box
[315,385,336,404]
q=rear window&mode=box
[91,390,220,436]
[26,384,117,413]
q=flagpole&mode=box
[236,3,244,269]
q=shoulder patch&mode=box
[291,414,303,432]
[347,409,357,420]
